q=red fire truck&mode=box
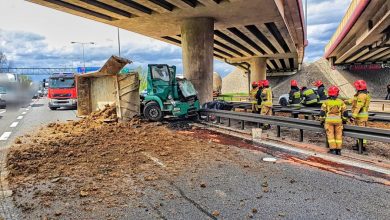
[47,73,77,110]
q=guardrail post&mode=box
[228,118,231,127]
[217,116,221,124]
[325,137,329,148]
[358,139,363,154]
[304,115,309,120]
[299,129,304,142]
[257,123,261,128]
[241,120,245,130]
[277,125,281,137]
[206,113,210,122]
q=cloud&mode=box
[304,0,352,62]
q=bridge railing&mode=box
[324,0,361,56]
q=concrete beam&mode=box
[181,17,214,104]
[250,57,267,82]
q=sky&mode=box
[0,0,352,78]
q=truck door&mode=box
[148,65,172,101]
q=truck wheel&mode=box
[49,107,57,110]
[279,98,288,107]
[144,102,163,121]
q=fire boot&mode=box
[328,149,338,155]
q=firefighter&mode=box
[313,80,328,103]
[249,81,259,113]
[289,80,301,107]
[320,86,347,155]
[255,80,264,112]
[260,80,272,129]
[345,80,371,151]
[301,86,319,106]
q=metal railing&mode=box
[200,109,390,154]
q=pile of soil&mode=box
[6,106,246,219]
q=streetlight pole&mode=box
[71,41,95,73]
[117,28,121,57]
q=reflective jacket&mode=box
[255,88,263,105]
[261,87,273,107]
[317,85,328,103]
[346,90,371,121]
[289,86,301,106]
[301,88,319,105]
[320,98,347,123]
[249,88,259,103]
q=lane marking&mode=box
[0,110,5,114]
[21,112,26,115]
[142,152,166,168]
[26,108,30,111]
[10,122,19,128]
[0,132,12,141]
[17,116,23,120]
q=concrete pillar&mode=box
[250,57,267,82]
[181,17,214,104]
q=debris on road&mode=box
[6,106,252,219]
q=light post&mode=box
[71,41,95,73]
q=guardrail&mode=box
[229,101,390,122]
[199,109,390,154]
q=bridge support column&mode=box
[181,17,214,104]
[250,57,267,82]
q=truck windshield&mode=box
[178,80,197,97]
[151,65,170,82]
[49,78,75,88]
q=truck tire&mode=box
[144,102,163,121]
[279,98,288,107]
[49,107,57,110]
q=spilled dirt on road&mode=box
[6,107,258,219]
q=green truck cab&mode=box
[141,64,200,121]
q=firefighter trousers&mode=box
[324,122,343,149]
[260,106,272,128]
[354,119,368,145]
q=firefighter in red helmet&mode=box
[289,80,301,107]
[313,80,328,104]
[250,81,259,113]
[320,86,347,155]
[345,80,371,151]
[255,80,264,112]
[260,80,273,129]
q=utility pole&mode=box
[117,28,121,57]
[71,41,95,73]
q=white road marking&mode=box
[142,152,166,168]
[26,108,30,111]
[0,132,12,141]
[17,116,23,120]
[10,122,19,128]
[0,110,6,114]
[22,112,26,115]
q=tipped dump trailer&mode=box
[76,56,140,121]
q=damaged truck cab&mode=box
[141,64,200,121]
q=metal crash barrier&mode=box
[200,109,390,154]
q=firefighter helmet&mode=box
[257,80,263,87]
[328,86,340,97]
[262,80,269,87]
[353,80,367,91]
[313,80,323,87]
[291,80,298,87]
[251,81,258,86]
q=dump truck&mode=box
[141,64,200,121]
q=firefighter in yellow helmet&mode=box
[260,80,273,129]
[249,81,259,113]
[320,86,347,155]
[345,80,371,151]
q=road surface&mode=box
[0,98,389,219]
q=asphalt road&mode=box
[0,99,389,219]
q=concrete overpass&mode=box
[325,0,390,66]
[28,0,306,103]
